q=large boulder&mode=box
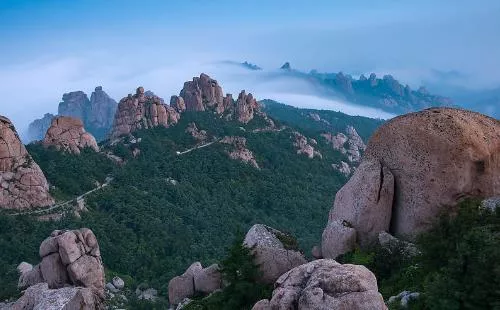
[12,228,105,309]
[110,87,180,139]
[43,116,99,154]
[235,90,259,123]
[244,224,307,284]
[179,73,224,112]
[10,283,96,310]
[168,262,203,305]
[366,108,500,237]
[253,259,387,310]
[323,158,394,255]
[321,108,500,257]
[0,116,54,209]
[193,264,222,294]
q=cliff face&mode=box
[43,116,99,154]
[321,107,500,258]
[0,116,54,209]
[27,113,54,142]
[110,87,180,139]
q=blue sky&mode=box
[1,0,499,131]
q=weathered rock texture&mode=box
[332,161,352,176]
[87,86,118,135]
[252,259,387,310]
[110,87,180,139]
[235,90,259,123]
[13,228,105,309]
[185,122,208,141]
[0,116,54,209]
[168,262,222,305]
[292,132,322,159]
[220,136,259,168]
[180,73,224,112]
[10,282,97,310]
[322,125,366,163]
[244,224,307,284]
[322,108,500,258]
[43,116,99,154]
[27,113,54,142]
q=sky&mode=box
[0,0,499,132]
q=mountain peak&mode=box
[280,62,291,70]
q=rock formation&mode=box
[29,87,117,142]
[170,95,186,113]
[110,87,180,139]
[168,262,222,305]
[321,108,500,258]
[185,123,208,141]
[332,161,352,176]
[87,86,118,135]
[244,224,306,284]
[235,90,259,123]
[180,73,224,112]
[292,132,322,159]
[58,91,90,121]
[322,125,366,163]
[27,113,54,142]
[252,259,387,310]
[43,116,99,154]
[220,136,259,168]
[0,116,54,209]
[12,228,105,309]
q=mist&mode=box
[1,0,499,134]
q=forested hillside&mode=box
[0,106,381,300]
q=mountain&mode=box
[0,75,383,300]
[27,86,117,142]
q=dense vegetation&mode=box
[339,199,500,310]
[184,233,272,310]
[0,108,365,301]
[260,99,384,141]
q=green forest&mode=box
[0,106,382,302]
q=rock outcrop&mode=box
[235,90,259,123]
[321,108,500,257]
[220,136,259,168]
[27,113,54,142]
[12,228,105,309]
[87,86,118,135]
[244,224,307,284]
[332,161,352,176]
[168,262,222,305]
[0,116,54,209]
[43,116,99,154]
[180,73,224,112]
[170,95,186,113]
[252,259,387,310]
[110,87,180,139]
[185,123,208,141]
[322,125,366,163]
[292,132,322,159]
[29,87,117,142]
[58,91,90,121]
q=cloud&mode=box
[0,54,395,138]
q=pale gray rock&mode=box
[193,264,222,294]
[256,259,387,310]
[112,276,125,290]
[244,224,306,284]
[168,262,203,305]
[321,220,357,259]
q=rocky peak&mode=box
[179,73,224,112]
[369,73,378,87]
[0,116,54,209]
[27,113,55,142]
[43,116,99,154]
[110,86,180,139]
[58,91,90,120]
[322,126,366,163]
[280,62,291,70]
[235,90,259,123]
[292,132,322,159]
[170,95,186,113]
[335,72,354,95]
[88,86,118,132]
